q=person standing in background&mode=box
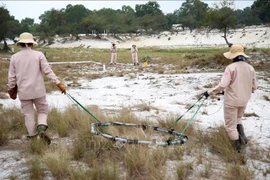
[203,44,257,153]
[131,44,139,66]
[7,32,66,145]
[110,42,117,65]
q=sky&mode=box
[1,1,255,24]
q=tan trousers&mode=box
[224,105,246,140]
[20,96,49,136]
[110,53,117,63]
[132,53,138,64]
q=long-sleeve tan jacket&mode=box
[208,61,257,107]
[111,46,117,53]
[131,47,138,54]
[8,47,60,100]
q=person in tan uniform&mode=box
[131,44,139,66]
[7,32,66,144]
[203,44,257,152]
[110,42,117,65]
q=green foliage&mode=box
[205,6,237,31]
[135,1,163,17]
[176,0,209,31]
[251,0,270,24]
[65,4,90,24]
[234,7,261,26]
[1,0,269,40]
[0,6,21,51]
[21,18,35,32]
[203,0,238,45]
[141,56,152,62]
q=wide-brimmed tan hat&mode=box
[16,32,37,45]
[223,44,249,59]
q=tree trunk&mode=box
[3,39,11,52]
[221,26,233,47]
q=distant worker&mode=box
[203,44,257,153]
[7,32,66,145]
[110,42,117,65]
[131,44,139,66]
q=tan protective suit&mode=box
[208,61,257,140]
[110,45,117,64]
[8,47,60,136]
[131,46,138,65]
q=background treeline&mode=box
[0,0,269,43]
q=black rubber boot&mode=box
[237,124,248,145]
[37,124,51,145]
[26,134,38,139]
[234,140,241,153]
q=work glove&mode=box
[57,83,66,94]
[8,85,18,100]
[203,91,209,98]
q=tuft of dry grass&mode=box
[123,145,149,178]
[244,112,259,117]
[1,46,270,180]
[132,103,160,112]
[0,117,9,146]
[27,156,45,180]
[176,162,194,180]
[153,65,165,74]
[0,60,9,92]
[199,161,212,179]
[0,104,268,180]
[223,164,254,180]
[47,105,104,137]
[158,116,196,137]
[0,107,26,139]
[205,126,246,164]
[42,147,73,179]
[47,107,69,137]
[263,95,270,101]
[27,138,48,155]
[247,141,270,162]
[87,159,119,180]
[203,83,215,88]
[168,146,186,161]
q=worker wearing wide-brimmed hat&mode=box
[203,44,257,153]
[131,44,139,66]
[110,42,117,65]
[8,32,66,145]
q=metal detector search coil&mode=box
[91,122,188,146]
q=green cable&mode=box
[181,99,205,134]
[169,96,203,129]
[66,93,102,123]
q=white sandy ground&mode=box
[1,66,270,179]
[48,25,270,49]
[2,26,269,49]
[0,25,270,179]
[1,71,269,149]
